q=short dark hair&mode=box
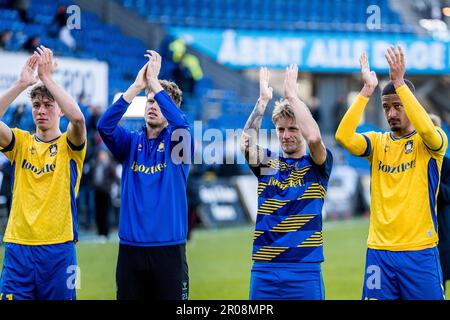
[382,79,415,96]
[29,84,55,101]
[146,80,183,107]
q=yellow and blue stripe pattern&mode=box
[250,149,333,263]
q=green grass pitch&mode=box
[1,218,446,300]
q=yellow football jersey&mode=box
[0,128,86,245]
[362,127,448,251]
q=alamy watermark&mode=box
[366,5,381,30]
[157,122,280,168]
[67,265,81,290]
[366,265,381,290]
[66,5,81,30]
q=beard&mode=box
[146,117,167,129]
[388,118,402,132]
[389,122,402,132]
[281,141,302,155]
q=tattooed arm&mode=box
[240,67,273,167]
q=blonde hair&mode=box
[272,99,295,125]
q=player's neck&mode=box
[282,146,306,159]
[146,124,167,139]
[35,127,62,142]
[392,125,415,139]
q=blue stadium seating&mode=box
[117,0,414,34]
[1,0,150,104]
[2,0,412,135]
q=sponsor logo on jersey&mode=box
[22,159,56,175]
[130,161,167,175]
[377,160,415,174]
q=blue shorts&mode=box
[0,242,77,300]
[249,262,324,300]
[362,247,445,300]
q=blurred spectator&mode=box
[50,6,76,50]
[159,35,183,80]
[88,105,102,133]
[430,113,450,293]
[333,95,347,132]
[174,52,204,95]
[216,157,242,177]
[186,165,203,240]
[159,36,203,94]
[0,30,13,51]
[21,34,40,53]
[0,154,12,214]
[438,155,450,293]
[10,103,26,128]
[78,93,91,129]
[92,149,117,239]
[11,0,30,23]
[308,96,321,123]
[77,157,95,229]
[59,26,76,50]
[168,37,186,63]
[78,101,99,230]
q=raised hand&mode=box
[360,52,378,97]
[18,53,39,87]
[385,46,405,87]
[283,64,299,100]
[360,52,378,88]
[259,67,273,102]
[133,62,149,91]
[35,45,57,81]
[144,50,162,83]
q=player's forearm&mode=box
[97,95,129,134]
[40,77,85,126]
[97,96,131,162]
[335,94,369,155]
[148,78,164,95]
[123,83,143,104]
[395,84,442,150]
[154,90,188,128]
[0,81,28,119]
[243,98,268,134]
[287,96,322,145]
[241,98,269,166]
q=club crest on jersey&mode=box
[49,144,58,156]
[29,147,36,155]
[138,144,143,152]
[157,142,165,152]
[405,140,413,154]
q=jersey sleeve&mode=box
[359,131,379,162]
[248,148,278,178]
[314,148,333,180]
[335,94,370,156]
[0,128,28,164]
[423,127,448,159]
[65,132,87,166]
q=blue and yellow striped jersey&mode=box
[250,149,333,263]
[0,128,86,245]
[361,127,448,251]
